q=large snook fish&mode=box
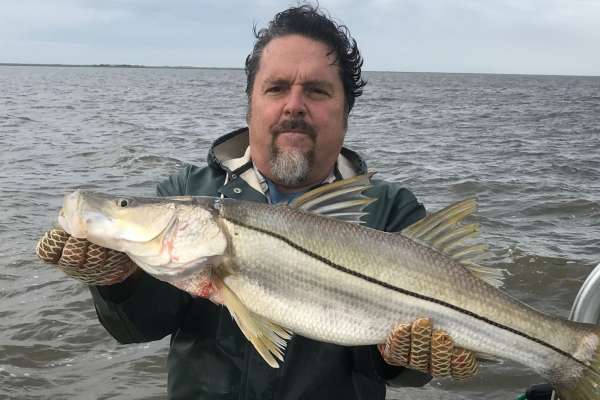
[57,175,600,400]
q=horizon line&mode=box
[0,62,598,78]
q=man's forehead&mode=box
[257,35,340,83]
[264,76,336,88]
[258,67,341,89]
[263,34,332,54]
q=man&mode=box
[37,5,478,399]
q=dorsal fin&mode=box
[402,199,505,288]
[289,173,377,224]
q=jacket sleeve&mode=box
[364,179,426,234]
[88,167,196,344]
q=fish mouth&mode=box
[59,191,111,239]
[58,191,89,238]
[59,190,178,246]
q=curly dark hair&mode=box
[245,4,366,114]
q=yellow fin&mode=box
[402,199,506,288]
[289,173,377,224]
[403,199,477,239]
[214,276,292,368]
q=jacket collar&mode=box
[207,127,368,201]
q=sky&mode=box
[2,0,599,76]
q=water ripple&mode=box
[1,66,599,399]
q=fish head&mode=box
[58,191,229,278]
[59,190,178,251]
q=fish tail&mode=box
[556,327,600,400]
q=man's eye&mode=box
[266,86,283,93]
[308,87,330,97]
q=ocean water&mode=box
[1,66,599,399]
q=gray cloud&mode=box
[1,0,598,75]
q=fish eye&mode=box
[116,198,130,208]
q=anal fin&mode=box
[213,275,292,368]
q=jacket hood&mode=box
[206,127,369,179]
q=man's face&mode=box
[248,34,347,190]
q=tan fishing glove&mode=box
[379,317,479,380]
[36,228,137,285]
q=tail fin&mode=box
[556,329,600,400]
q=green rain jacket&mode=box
[89,128,430,400]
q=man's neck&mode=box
[268,166,337,194]
[271,179,320,194]
[252,164,337,202]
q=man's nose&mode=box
[283,86,307,117]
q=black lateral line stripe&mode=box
[231,217,593,371]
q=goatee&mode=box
[269,146,314,187]
[269,117,316,187]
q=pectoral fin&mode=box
[213,276,292,368]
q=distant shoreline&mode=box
[0,63,241,70]
[0,63,597,77]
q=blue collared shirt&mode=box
[253,163,338,205]
[264,178,305,205]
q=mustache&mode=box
[271,118,316,140]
